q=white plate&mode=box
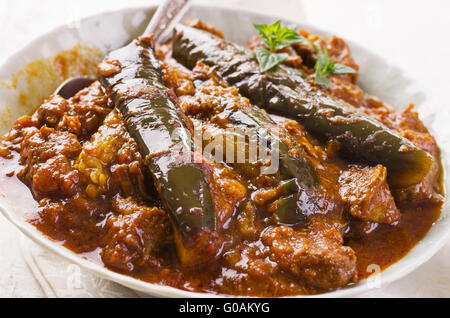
[0,4,448,298]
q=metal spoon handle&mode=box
[144,0,192,42]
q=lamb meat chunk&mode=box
[33,194,108,253]
[36,81,111,139]
[220,240,295,296]
[261,225,357,290]
[223,224,357,293]
[339,165,400,224]
[101,195,172,273]
[18,126,81,198]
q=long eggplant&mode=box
[98,37,219,265]
[214,96,320,225]
[172,25,433,188]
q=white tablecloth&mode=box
[0,0,449,298]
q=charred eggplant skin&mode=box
[98,37,216,242]
[172,25,433,188]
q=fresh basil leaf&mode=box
[254,20,305,52]
[253,22,277,51]
[273,28,305,51]
[313,44,325,69]
[334,63,359,75]
[313,43,358,87]
[315,74,332,88]
[255,47,288,72]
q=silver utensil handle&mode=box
[144,0,192,42]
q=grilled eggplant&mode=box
[214,96,320,225]
[98,37,220,265]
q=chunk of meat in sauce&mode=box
[220,241,290,296]
[262,225,357,290]
[18,126,81,198]
[37,82,110,139]
[33,194,107,253]
[0,82,111,157]
[339,165,400,224]
[101,195,171,272]
[223,224,357,293]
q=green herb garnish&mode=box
[253,20,305,72]
[313,43,358,88]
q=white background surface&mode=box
[0,0,449,297]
